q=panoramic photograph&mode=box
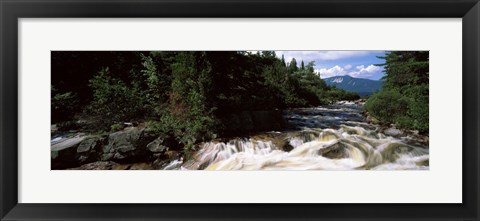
[51,51,429,170]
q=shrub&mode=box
[110,123,124,132]
[85,67,145,130]
[51,86,79,123]
[364,90,409,124]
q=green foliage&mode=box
[366,51,429,133]
[140,54,161,105]
[169,52,219,150]
[51,86,79,123]
[110,123,124,132]
[86,67,145,129]
[326,87,361,102]
[364,90,409,123]
[54,51,361,152]
[288,58,298,73]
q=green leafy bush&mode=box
[110,123,124,132]
[364,90,409,124]
[365,51,429,134]
[51,86,79,123]
[86,67,145,130]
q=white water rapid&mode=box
[180,101,429,170]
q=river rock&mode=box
[51,134,87,169]
[77,136,104,153]
[101,127,157,163]
[52,134,109,169]
[51,135,85,158]
[384,128,403,137]
[146,137,168,153]
[366,115,380,124]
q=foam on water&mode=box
[181,102,429,170]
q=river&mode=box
[177,101,429,170]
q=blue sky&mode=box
[274,51,387,80]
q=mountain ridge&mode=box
[323,75,383,96]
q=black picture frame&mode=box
[1,0,479,220]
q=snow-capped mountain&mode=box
[324,75,383,96]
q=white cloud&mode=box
[276,51,318,64]
[349,64,382,78]
[317,65,347,78]
[275,51,375,64]
[317,64,382,79]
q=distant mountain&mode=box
[324,75,383,96]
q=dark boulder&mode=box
[101,127,157,163]
[51,135,86,169]
[146,137,169,153]
[51,134,106,169]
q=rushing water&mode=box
[179,101,429,170]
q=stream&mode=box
[179,101,429,170]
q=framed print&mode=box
[1,0,479,220]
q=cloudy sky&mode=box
[274,51,386,80]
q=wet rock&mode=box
[252,132,292,151]
[318,131,339,142]
[77,136,106,164]
[377,142,429,163]
[384,128,403,137]
[51,135,85,158]
[318,141,349,159]
[366,115,380,124]
[101,127,157,163]
[416,159,429,167]
[409,130,420,135]
[101,153,114,161]
[165,150,181,159]
[52,134,109,169]
[77,136,105,153]
[51,134,87,169]
[146,137,168,153]
[152,151,183,169]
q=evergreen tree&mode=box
[365,51,429,133]
[288,58,298,73]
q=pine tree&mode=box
[366,51,429,133]
[288,58,298,73]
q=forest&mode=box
[52,51,360,151]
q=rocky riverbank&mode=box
[51,110,285,170]
[52,101,429,170]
